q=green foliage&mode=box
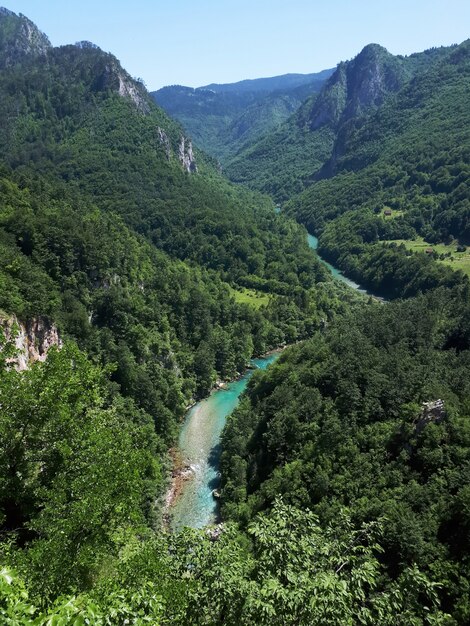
[314,209,467,298]
[284,40,470,296]
[0,10,467,625]
[226,43,450,202]
[228,114,335,202]
[0,15,342,427]
[0,343,162,598]
[0,503,451,625]
[0,31,334,429]
[152,70,332,165]
[221,287,470,622]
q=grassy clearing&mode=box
[228,285,270,308]
[385,237,470,276]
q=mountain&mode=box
[227,43,451,201]
[220,283,470,623]
[283,39,470,298]
[0,7,338,415]
[202,69,334,93]
[0,9,348,601]
[0,4,337,556]
[215,49,470,617]
[1,9,470,625]
[0,6,50,67]
[151,68,333,163]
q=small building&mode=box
[383,209,392,217]
[425,248,434,254]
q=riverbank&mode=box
[162,228,388,530]
[162,448,193,526]
[307,232,386,301]
[307,233,366,291]
[163,348,285,526]
[166,351,281,531]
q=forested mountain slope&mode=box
[2,5,367,437]
[221,285,470,623]
[227,43,451,201]
[1,8,469,625]
[285,39,470,297]
[217,39,470,625]
[151,69,333,164]
[0,8,343,606]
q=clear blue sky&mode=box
[4,0,470,89]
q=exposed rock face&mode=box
[343,44,405,118]
[304,43,411,179]
[157,126,171,159]
[178,136,197,173]
[309,44,406,133]
[415,399,446,433]
[1,315,62,371]
[205,523,225,541]
[0,8,51,69]
[94,58,150,114]
[117,70,150,113]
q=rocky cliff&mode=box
[308,44,408,132]
[1,315,62,371]
[178,136,197,173]
[0,7,51,68]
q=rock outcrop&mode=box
[117,70,150,113]
[0,8,51,69]
[308,44,407,132]
[1,315,62,371]
[178,136,198,173]
[157,126,171,159]
[415,399,446,433]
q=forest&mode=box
[221,286,470,623]
[0,7,469,625]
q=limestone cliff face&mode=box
[116,70,150,113]
[304,43,411,178]
[0,8,51,69]
[342,44,407,119]
[157,127,172,159]
[95,58,150,113]
[308,44,407,133]
[1,315,62,371]
[415,399,446,434]
[178,137,198,173]
[156,129,197,171]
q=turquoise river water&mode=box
[307,233,367,292]
[170,353,279,531]
[170,230,375,531]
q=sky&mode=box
[4,0,470,90]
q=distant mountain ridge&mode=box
[151,68,334,163]
[227,42,454,200]
[201,69,334,93]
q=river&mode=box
[169,230,376,531]
[170,353,279,531]
[306,233,367,292]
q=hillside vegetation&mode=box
[152,69,333,164]
[285,41,470,297]
[1,8,469,625]
[0,10,344,612]
[221,285,470,623]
